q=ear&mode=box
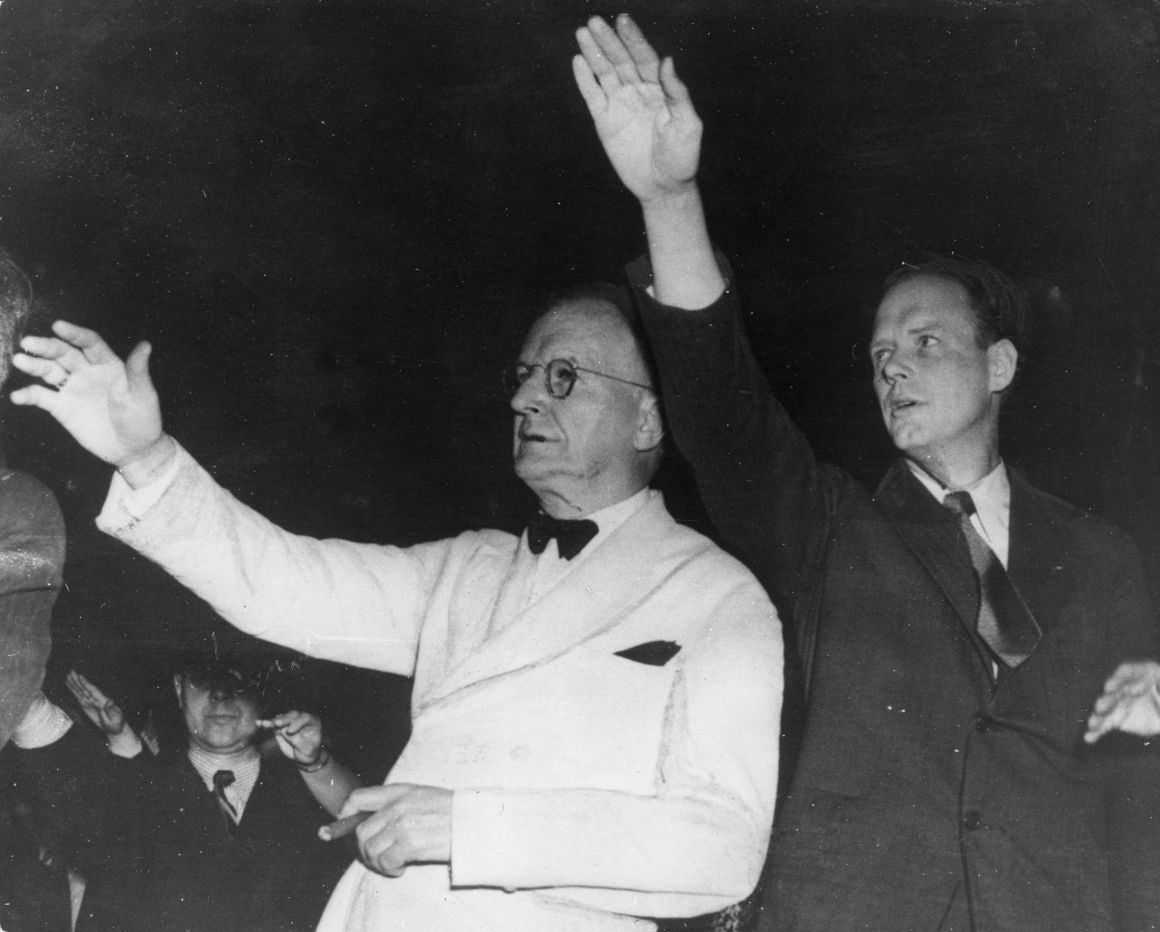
[987,338,1017,394]
[633,393,665,453]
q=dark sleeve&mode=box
[0,472,65,751]
[627,255,846,641]
[1097,534,1160,932]
[14,723,153,886]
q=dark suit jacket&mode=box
[0,470,64,751]
[16,725,351,932]
[631,263,1160,932]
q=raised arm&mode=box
[574,15,723,309]
[261,710,363,818]
[11,320,174,488]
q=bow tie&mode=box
[526,512,599,561]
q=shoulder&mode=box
[0,469,63,531]
[1012,469,1141,564]
[0,468,65,579]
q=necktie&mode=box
[212,769,238,832]
[943,491,1042,670]
[526,512,599,561]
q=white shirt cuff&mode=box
[12,693,73,748]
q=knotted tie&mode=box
[212,769,238,833]
[943,491,1042,670]
[525,512,599,561]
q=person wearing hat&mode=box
[10,653,359,932]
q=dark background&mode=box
[1,0,1158,778]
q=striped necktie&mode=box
[212,769,238,833]
[943,491,1042,670]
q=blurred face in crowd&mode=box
[869,273,1016,483]
[174,667,261,755]
[510,298,662,518]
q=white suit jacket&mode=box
[97,443,783,932]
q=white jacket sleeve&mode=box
[96,440,452,676]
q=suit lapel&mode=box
[875,461,981,640]
[421,493,680,710]
[1005,469,1074,641]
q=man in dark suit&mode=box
[574,15,1160,932]
[11,655,358,932]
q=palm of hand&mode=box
[598,82,698,197]
[62,360,161,466]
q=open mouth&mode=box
[889,398,918,415]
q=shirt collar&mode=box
[527,486,652,561]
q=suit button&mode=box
[962,810,982,831]
[975,715,991,733]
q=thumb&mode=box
[660,57,697,122]
[125,341,154,393]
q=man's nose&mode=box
[880,353,909,384]
[510,377,547,414]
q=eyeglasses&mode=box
[503,359,654,400]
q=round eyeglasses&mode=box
[503,359,654,399]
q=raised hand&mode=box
[574,14,702,203]
[259,710,325,767]
[1085,661,1160,743]
[66,669,127,737]
[66,669,143,757]
[11,321,168,482]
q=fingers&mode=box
[65,670,103,707]
[49,320,121,364]
[11,353,70,388]
[572,54,606,116]
[1101,660,1160,695]
[9,383,62,412]
[1084,705,1128,743]
[659,57,696,119]
[585,15,642,86]
[340,784,401,818]
[616,13,660,83]
[14,322,130,399]
[576,22,620,95]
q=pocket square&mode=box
[614,640,681,667]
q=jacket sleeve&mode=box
[94,440,459,676]
[0,472,65,751]
[628,255,845,659]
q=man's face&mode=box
[510,301,656,515]
[870,274,1014,472]
[175,673,261,755]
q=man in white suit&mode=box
[10,287,783,932]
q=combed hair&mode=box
[543,281,661,396]
[882,255,1031,357]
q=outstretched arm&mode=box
[574,14,724,309]
[261,710,363,817]
[11,321,174,489]
[1085,661,1160,743]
